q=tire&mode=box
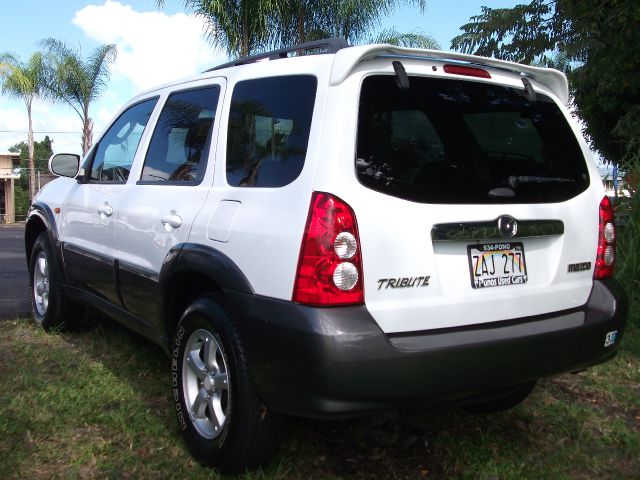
[29,232,81,330]
[172,295,284,473]
[463,381,536,414]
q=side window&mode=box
[141,87,220,183]
[89,98,157,183]
[226,75,317,188]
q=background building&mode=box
[0,152,21,223]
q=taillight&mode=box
[594,196,616,279]
[443,64,491,79]
[293,192,364,306]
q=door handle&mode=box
[97,203,113,217]
[161,212,182,229]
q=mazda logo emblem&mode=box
[498,215,518,238]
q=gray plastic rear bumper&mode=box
[228,279,628,418]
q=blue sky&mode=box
[0,0,519,154]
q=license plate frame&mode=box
[467,242,528,289]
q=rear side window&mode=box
[141,87,219,183]
[226,75,317,187]
[356,75,590,204]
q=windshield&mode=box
[356,75,590,204]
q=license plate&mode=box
[467,242,528,289]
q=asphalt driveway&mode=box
[0,223,30,319]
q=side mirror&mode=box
[49,153,80,178]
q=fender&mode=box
[158,243,254,344]
[25,202,65,279]
[159,243,254,295]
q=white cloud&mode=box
[0,97,83,156]
[72,0,227,92]
[0,2,228,157]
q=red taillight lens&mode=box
[293,192,364,306]
[594,196,616,279]
[443,64,491,79]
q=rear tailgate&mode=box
[356,193,599,333]
[346,61,602,334]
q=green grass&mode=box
[1,308,638,479]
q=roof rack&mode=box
[205,37,349,72]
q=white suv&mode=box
[26,39,628,473]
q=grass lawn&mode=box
[0,305,638,479]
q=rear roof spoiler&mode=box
[329,44,570,105]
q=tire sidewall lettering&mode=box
[173,312,231,449]
[172,325,187,431]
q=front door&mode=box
[60,97,158,305]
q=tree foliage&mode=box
[9,136,54,218]
[0,51,46,200]
[371,28,440,49]
[451,0,640,165]
[41,39,117,156]
[273,0,425,46]
[9,136,54,184]
[158,0,430,57]
[159,0,272,57]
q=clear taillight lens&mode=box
[594,196,616,279]
[293,192,364,306]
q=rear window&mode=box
[356,75,589,204]
[226,75,317,187]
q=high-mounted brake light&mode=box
[443,64,491,79]
[293,192,364,306]
[594,196,616,279]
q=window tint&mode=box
[356,76,589,204]
[89,98,157,183]
[141,87,219,183]
[226,75,317,187]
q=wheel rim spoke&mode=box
[191,388,208,419]
[186,350,206,380]
[213,372,228,391]
[38,257,46,276]
[208,395,224,430]
[202,335,218,370]
[42,290,49,311]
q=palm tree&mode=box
[159,0,432,58]
[41,39,117,156]
[157,0,272,57]
[371,28,440,49]
[0,52,46,200]
[257,0,431,50]
[320,0,426,45]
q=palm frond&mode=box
[86,44,117,102]
[371,28,441,49]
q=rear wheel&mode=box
[29,232,81,330]
[172,295,284,473]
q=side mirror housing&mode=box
[49,153,80,178]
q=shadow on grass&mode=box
[53,314,539,478]
[3,312,637,479]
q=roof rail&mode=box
[205,37,349,72]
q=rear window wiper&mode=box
[508,175,575,188]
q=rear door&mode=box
[350,70,600,333]
[115,81,223,323]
